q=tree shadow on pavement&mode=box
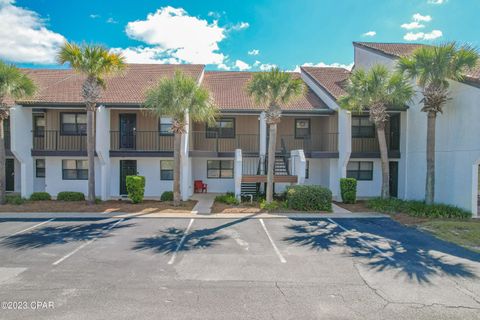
[283,218,480,284]
[132,216,254,255]
[0,219,134,250]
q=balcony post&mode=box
[234,149,242,200]
[259,111,267,174]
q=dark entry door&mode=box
[389,161,398,198]
[5,159,14,192]
[119,114,136,149]
[120,160,137,195]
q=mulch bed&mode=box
[0,200,197,213]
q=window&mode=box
[60,113,87,135]
[206,118,235,138]
[33,114,45,137]
[352,116,375,138]
[62,160,88,180]
[207,160,234,179]
[347,161,373,181]
[159,117,173,136]
[35,159,45,178]
[160,160,174,180]
[305,160,309,179]
[295,119,311,139]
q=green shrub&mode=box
[57,191,85,201]
[29,192,51,201]
[126,175,145,204]
[366,198,471,219]
[340,178,357,204]
[260,199,280,211]
[286,185,332,212]
[215,192,239,205]
[5,194,26,205]
[160,191,173,201]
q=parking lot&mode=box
[0,215,479,320]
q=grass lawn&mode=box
[419,220,480,253]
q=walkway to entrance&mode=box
[190,193,219,214]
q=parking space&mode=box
[0,216,479,319]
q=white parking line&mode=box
[168,218,194,265]
[259,219,286,263]
[327,218,395,262]
[0,219,55,242]
[52,219,124,266]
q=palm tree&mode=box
[144,71,217,206]
[247,68,306,203]
[339,65,413,198]
[398,43,479,204]
[0,61,36,204]
[58,42,125,204]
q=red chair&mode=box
[194,180,208,193]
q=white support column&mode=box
[180,112,190,201]
[291,150,306,185]
[234,149,243,200]
[259,112,267,174]
[10,106,34,198]
[96,105,110,200]
[334,110,352,200]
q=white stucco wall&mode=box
[191,157,235,193]
[109,157,174,199]
[45,157,102,197]
[349,158,383,199]
[32,157,45,192]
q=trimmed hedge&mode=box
[126,175,145,204]
[286,185,332,212]
[57,191,85,201]
[367,198,471,219]
[215,192,239,205]
[30,192,51,201]
[160,191,173,201]
[5,194,27,205]
[340,178,357,204]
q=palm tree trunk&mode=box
[173,132,181,206]
[266,123,277,203]
[0,118,5,204]
[376,125,390,199]
[87,105,95,204]
[425,111,436,205]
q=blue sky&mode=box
[1,0,479,70]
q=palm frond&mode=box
[0,60,36,102]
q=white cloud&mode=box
[428,0,445,4]
[89,14,100,19]
[290,62,354,72]
[413,13,432,22]
[404,29,442,41]
[0,0,66,64]
[110,46,181,64]
[124,6,226,64]
[401,21,425,30]
[258,63,276,71]
[230,22,249,31]
[106,17,118,24]
[216,63,230,70]
[362,31,376,37]
[235,59,250,71]
[253,60,261,67]
[248,49,260,56]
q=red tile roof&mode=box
[301,67,350,100]
[353,42,425,58]
[354,42,480,84]
[203,71,331,112]
[17,64,205,105]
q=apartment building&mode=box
[5,42,480,216]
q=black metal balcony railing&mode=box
[351,136,399,153]
[190,131,259,153]
[268,133,338,153]
[33,130,86,151]
[110,131,174,151]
